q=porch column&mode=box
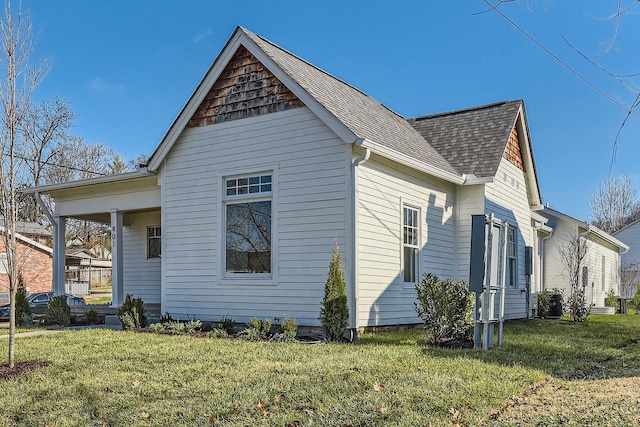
[110,209,124,307]
[52,215,66,296]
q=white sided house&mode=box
[27,27,546,330]
[537,207,628,311]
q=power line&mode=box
[483,0,640,121]
[3,151,109,176]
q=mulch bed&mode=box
[431,338,474,349]
[0,361,50,380]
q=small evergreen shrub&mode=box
[565,288,591,322]
[320,244,349,341]
[44,295,71,326]
[84,308,100,325]
[167,320,187,334]
[184,319,203,334]
[117,294,147,329]
[605,289,618,308]
[15,283,31,326]
[218,316,236,334]
[537,290,551,319]
[414,273,474,344]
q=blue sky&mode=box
[27,1,640,221]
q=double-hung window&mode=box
[507,226,517,288]
[147,226,161,259]
[224,173,272,275]
[0,253,7,274]
[403,206,419,284]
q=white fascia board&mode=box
[241,33,356,144]
[147,32,246,171]
[22,170,156,195]
[587,225,630,251]
[147,29,357,172]
[463,175,493,185]
[360,138,465,185]
[515,105,543,208]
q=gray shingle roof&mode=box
[243,28,459,176]
[407,101,523,178]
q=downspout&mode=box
[351,139,370,341]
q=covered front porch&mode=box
[25,169,162,308]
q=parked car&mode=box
[0,292,86,320]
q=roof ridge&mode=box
[409,100,522,122]
[249,30,407,120]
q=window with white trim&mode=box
[507,226,517,288]
[147,226,161,259]
[403,205,419,284]
[224,173,272,274]
[0,253,7,274]
[601,256,606,291]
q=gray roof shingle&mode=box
[407,101,523,178]
[243,28,459,176]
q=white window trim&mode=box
[401,202,421,289]
[219,167,278,286]
[147,226,161,259]
[0,253,7,275]
[507,225,518,289]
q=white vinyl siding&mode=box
[160,107,349,324]
[485,158,533,319]
[123,211,162,303]
[356,153,456,327]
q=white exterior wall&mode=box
[159,107,350,324]
[544,219,620,308]
[614,221,640,267]
[485,158,534,319]
[456,185,486,282]
[355,153,456,327]
[122,210,162,303]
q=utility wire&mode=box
[483,0,640,121]
[3,151,109,176]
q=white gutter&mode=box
[351,138,370,338]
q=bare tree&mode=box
[557,229,592,322]
[589,174,640,234]
[619,262,639,299]
[0,1,47,368]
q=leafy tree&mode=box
[320,243,349,341]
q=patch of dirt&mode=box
[0,361,50,380]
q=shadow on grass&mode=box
[360,315,640,380]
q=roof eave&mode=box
[22,170,157,195]
[361,138,465,185]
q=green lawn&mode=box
[0,315,639,426]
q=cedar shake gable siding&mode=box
[407,101,523,178]
[504,126,524,171]
[188,45,305,127]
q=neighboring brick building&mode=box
[0,230,53,301]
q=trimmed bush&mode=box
[605,289,618,308]
[44,295,71,326]
[537,290,551,319]
[117,294,147,329]
[320,244,349,341]
[84,308,100,325]
[414,273,474,344]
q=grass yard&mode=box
[0,315,639,426]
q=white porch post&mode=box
[110,209,124,307]
[52,215,66,296]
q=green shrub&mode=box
[117,294,147,329]
[160,312,174,324]
[84,308,100,325]
[320,244,349,341]
[270,317,298,342]
[218,316,236,334]
[537,290,551,319]
[414,273,474,344]
[15,283,31,326]
[167,320,186,335]
[565,288,591,322]
[44,295,71,326]
[149,323,165,334]
[631,291,640,314]
[184,319,202,334]
[208,328,229,338]
[605,289,618,308]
